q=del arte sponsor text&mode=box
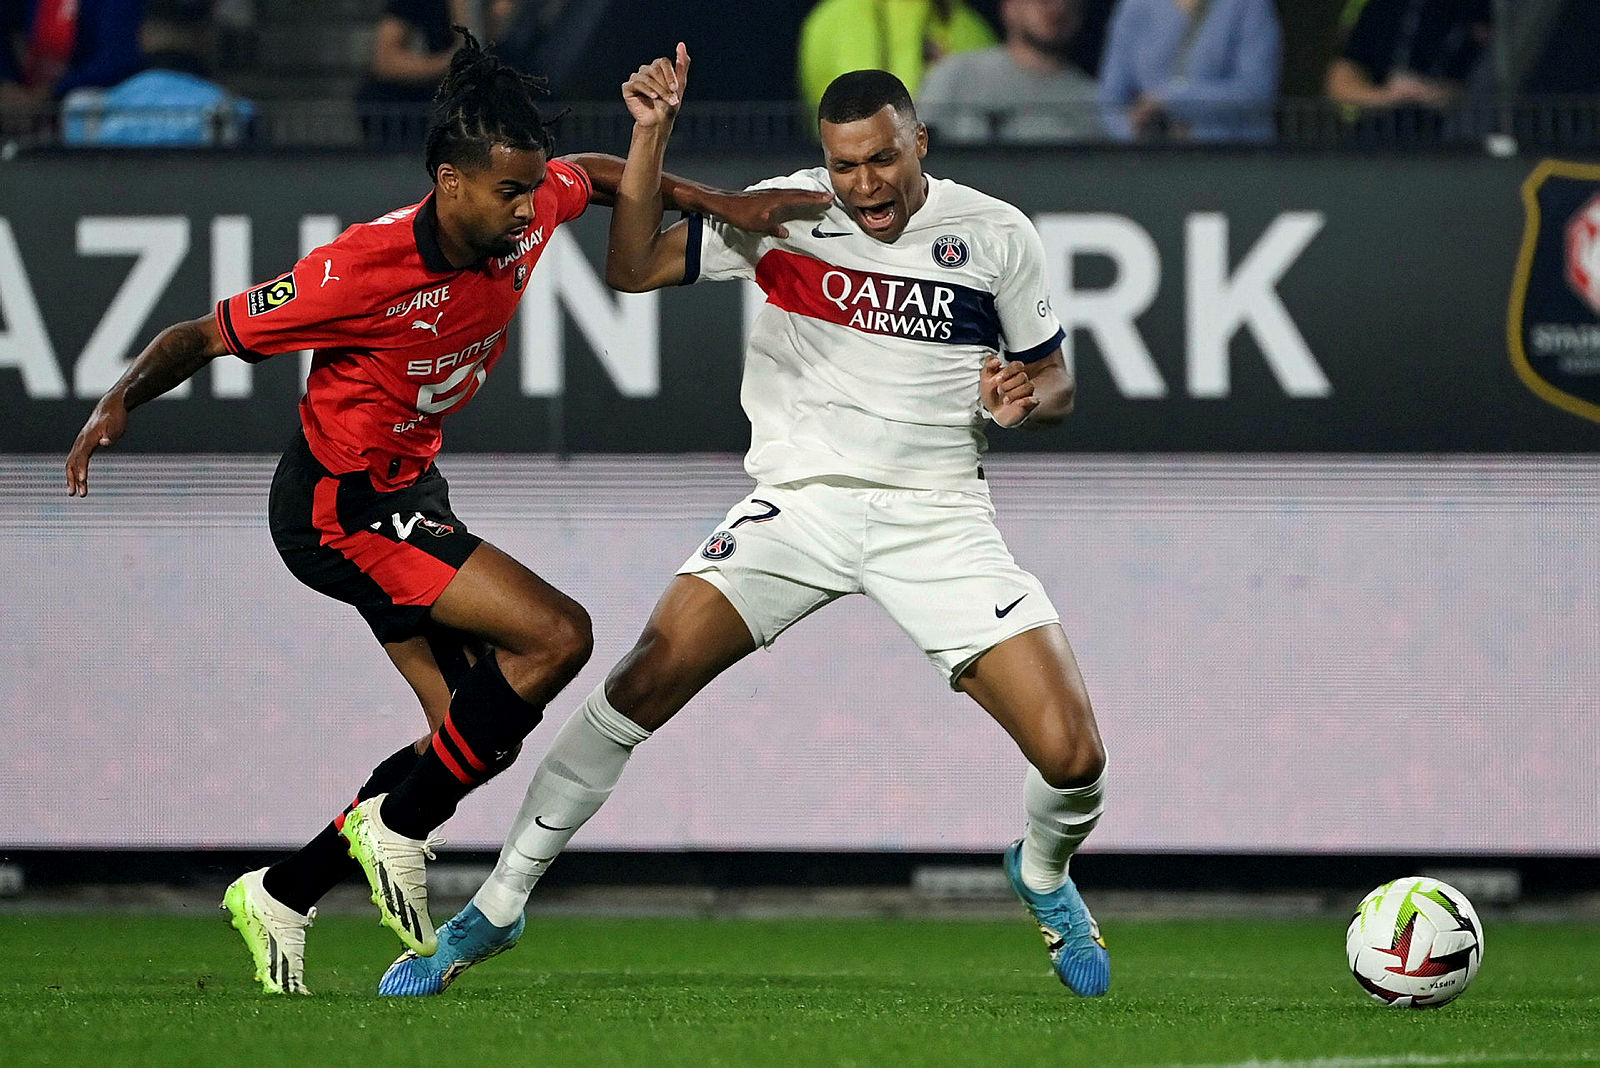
[386,284,452,319]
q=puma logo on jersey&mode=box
[411,312,444,336]
[321,260,340,287]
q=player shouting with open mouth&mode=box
[64,30,831,995]
[386,43,1111,999]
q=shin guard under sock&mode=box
[381,651,544,839]
[473,685,651,926]
[1019,767,1106,894]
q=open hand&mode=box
[623,42,690,129]
[704,187,834,238]
[979,355,1039,427]
[65,394,129,497]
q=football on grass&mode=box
[1346,876,1484,1008]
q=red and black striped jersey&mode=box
[216,157,593,491]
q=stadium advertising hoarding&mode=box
[4,453,1597,854]
[3,150,1596,856]
[1,149,1596,453]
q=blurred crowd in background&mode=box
[1,0,1598,150]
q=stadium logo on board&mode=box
[700,530,736,560]
[514,263,529,292]
[932,235,969,269]
[246,274,297,316]
[1509,161,1600,424]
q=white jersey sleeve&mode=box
[993,206,1066,362]
[685,169,832,284]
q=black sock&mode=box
[262,743,422,914]
[381,652,543,839]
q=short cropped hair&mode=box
[424,27,557,177]
[817,69,917,125]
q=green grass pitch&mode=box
[2,913,1596,1065]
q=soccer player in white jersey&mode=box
[382,48,1111,999]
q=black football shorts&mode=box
[268,430,483,644]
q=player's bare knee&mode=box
[1036,737,1106,790]
[602,657,658,721]
[541,600,594,684]
[496,601,592,697]
[602,632,681,726]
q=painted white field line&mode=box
[1168,1054,1598,1068]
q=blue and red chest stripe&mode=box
[754,249,1002,349]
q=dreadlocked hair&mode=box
[424,26,556,177]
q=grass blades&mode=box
[1,914,1596,1066]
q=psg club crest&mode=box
[513,263,529,291]
[1509,160,1600,423]
[700,530,736,560]
[932,234,969,269]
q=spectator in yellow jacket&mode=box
[798,0,996,114]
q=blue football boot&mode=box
[1003,840,1110,997]
[377,903,524,997]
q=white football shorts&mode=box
[676,476,1060,686]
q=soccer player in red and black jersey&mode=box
[64,30,831,996]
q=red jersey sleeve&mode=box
[546,158,593,224]
[215,248,364,363]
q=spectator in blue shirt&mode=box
[1097,0,1281,144]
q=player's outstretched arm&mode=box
[569,151,831,239]
[605,44,693,292]
[566,52,828,242]
[980,350,1075,429]
[65,314,229,496]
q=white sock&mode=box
[1019,766,1105,894]
[472,685,651,927]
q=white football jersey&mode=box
[687,167,1065,491]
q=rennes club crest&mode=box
[1509,160,1600,423]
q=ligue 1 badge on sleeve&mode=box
[246,272,298,316]
[1509,160,1600,423]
